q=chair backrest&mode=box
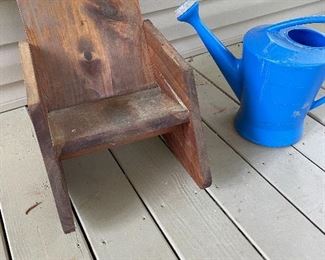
[17,0,154,111]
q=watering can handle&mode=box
[310,88,325,110]
[267,16,325,32]
[267,15,325,110]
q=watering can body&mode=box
[237,21,325,147]
[177,1,325,147]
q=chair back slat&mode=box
[17,0,154,111]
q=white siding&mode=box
[0,0,324,112]
[0,0,25,112]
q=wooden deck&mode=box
[0,44,324,260]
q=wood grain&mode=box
[18,42,41,107]
[144,20,211,188]
[0,108,92,259]
[16,0,154,111]
[48,86,190,159]
[17,0,212,233]
[19,41,75,233]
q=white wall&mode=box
[0,0,324,112]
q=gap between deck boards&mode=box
[1,97,324,259]
[1,45,324,259]
[193,71,325,231]
[0,210,10,260]
[111,126,325,260]
[107,66,324,259]
[0,109,93,260]
[194,64,325,171]
[108,67,325,259]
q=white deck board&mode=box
[63,152,176,260]
[112,140,263,260]
[112,128,325,259]
[294,116,325,170]
[0,45,324,259]
[0,108,92,260]
[194,72,325,232]
[0,222,9,260]
[203,126,325,259]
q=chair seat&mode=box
[48,86,190,158]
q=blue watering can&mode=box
[176,0,325,147]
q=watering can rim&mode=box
[266,15,325,32]
[265,15,325,51]
[280,26,325,50]
[243,23,325,66]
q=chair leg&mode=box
[44,157,75,233]
[29,106,75,234]
[163,116,212,189]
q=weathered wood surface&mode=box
[1,57,325,259]
[112,139,263,260]
[2,0,323,114]
[19,41,75,233]
[16,0,154,111]
[17,1,212,232]
[144,20,211,188]
[0,108,92,259]
[18,42,41,107]
[189,45,325,170]
[194,72,325,232]
[0,222,9,260]
[48,86,189,159]
[63,152,176,260]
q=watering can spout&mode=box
[177,1,242,99]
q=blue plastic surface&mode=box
[177,1,325,147]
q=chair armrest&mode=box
[144,20,211,188]
[143,20,197,109]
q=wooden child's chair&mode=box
[17,0,211,233]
